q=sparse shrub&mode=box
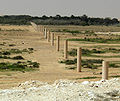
[82,59,102,69]
[68,38,120,43]
[59,58,102,69]
[82,64,97,69]
[2,51,11,55]
[0,48,34,56]
[9,44,16,47]
[0,44,4,46]
[10,49,22,54]
[28,48,34,51]
[0,62,25,71]
[68,48,105,57]
[82,49,91,56]
[91,49,105,54]
[68,48,90,56]
[22,49,28,52]
[59,59,76,65]
[12,56,24,60]
[111,75,120,78]
[2,48,34,55]
[0,61,40,71]
[31,62,39,68]
[0,42,6,46]
[82,59,103,64]
[27,61,39,68]
[65,66,76,70]
[109,63,119,68]
[0,55,11,59]
[107,48,120,53]
[68,49,77,56]
[76,76,98,80]
[54,29,81,35]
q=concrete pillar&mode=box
[36,25,39,32]
[102,61,109,80]
[38,25,41,32]
[51,33,54,46]
[64,40,68,59]
[42,26,44,34]
[40,25,42,33]
[56,36,60,51]
[43,26,45,34]
[47,30,50,42]
[44,28,47,39]
[77,47,82,72]
[41,26,43,32]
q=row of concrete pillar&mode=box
[76,48,109,80]
[63,42,109,80]
[42,26,109,80]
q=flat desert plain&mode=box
[0,25,120,89]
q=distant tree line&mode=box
[0,14,119,26]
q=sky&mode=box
[0,0,119,18]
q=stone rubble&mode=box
[0,78,120,101]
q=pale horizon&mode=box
[0,0,119,18]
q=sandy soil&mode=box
[0,26,120,89]
[0,31,88,89]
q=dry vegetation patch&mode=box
[0,25,120,89]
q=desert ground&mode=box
[0,25,120,89]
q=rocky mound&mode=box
[0,78,120,101]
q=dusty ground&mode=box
[46,25,120,32]
[0,30,85,89]
[0,25,120,89]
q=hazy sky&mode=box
[0,0,119,18]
